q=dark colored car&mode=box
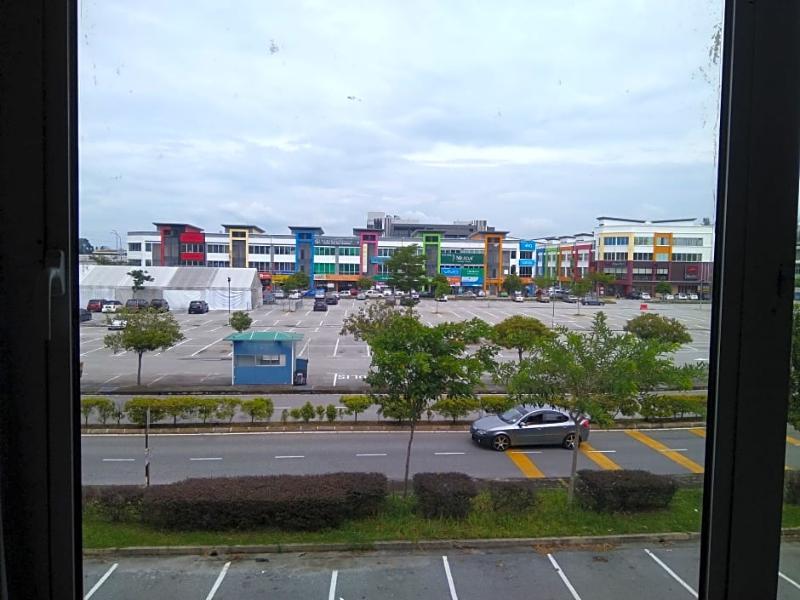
[470,405,590,451]
[400,296,419,307]
[125,298,150,311]
[581,295,603,306]
[626,291,643,300]
[78,308,92,322]
[188,300,209,314]
[149,298,170,311]
[313,299,328,311]
[325,295,339,305]
[86,298,105,312]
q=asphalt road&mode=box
[82,542,800,600]
[80,426,800,485]
[79,298,712,393]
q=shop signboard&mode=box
[445,253,484,265]
[519,258,535,267]
[520,240,536,251]
[370,255,389,264]
[440,266,461,277]
[685,265,699,280]
[460,266,484,286]
[446,276,462,285]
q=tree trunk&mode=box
[567,418,580,505]
[403,418,417,497]
[518,348,523,362]
[137,352,143,385]
[354,412,358,423]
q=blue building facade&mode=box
[226,331,307,385]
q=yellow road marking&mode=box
[626,430,704,474]
[580,443,622,470]
[506,451,545,478]
[689,428,706,438]
[787,436,800,447]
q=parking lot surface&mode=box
[80,298,711,392]
[82,542,800,599]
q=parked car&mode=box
[581,295,603,306]
[384,296,397,306]
[288,291,302,300]
[365,289,382,298]
[101,300,122,313]
[350,288,359,297]
[149,298,170,311]
[313,299,328,312]
[689,293,699,300]
[477,290,486,297]
[124,298,149,311]
[663,293,674,301]
[273,289,286,299]
[78,308,92,322]
[188,300,209,314]
[513,294,524,303]
[394,290,405,298]
[325,295,339,305]
[435,295,448,302]
[410,290,420,300]
[626,291,643,300]
[640,292,652,301]
[677,293,688,300]
[563,295,578,303]
[536,295,550,303]
[86,298,106,312]
[470,405,590,451]
[107,318,127,330]
[462,291,476,299]
[400,296,419,307]
[356,292,367,300]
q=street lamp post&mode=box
[227,276,231,317]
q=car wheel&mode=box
[491,434,511,452]
[562,433,579,450]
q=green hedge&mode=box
[488,481,538,513]
[639,394,707,421]
[575,469,677,513]
[786,471,800,505]
[140,473,387,531]
[83,485,144,522]
[413,472,477,519]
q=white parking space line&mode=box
[80,347,104,357]
[191,337,226,357]
[780,571,800,590]
[147,375,167,386]
[442,556,459,600]
[165,338,192,352]
[547,554,582,600]
[660,448,688,452]
[273,319,279,326]
[356,453,387,457]
[205,561,231,600]
[208,326,222,332]
[201,319,214,326]
[101,375,121,384]
[102,458,135,462]
[435,452,465,456]
[515,450,542,454]
[299,340,310,357]
[110,351,128,358]
[190,457,223,461]
[84,562,118,599]
[586,450,617,453]
[275,455,305,459]
[644,549,698,598]
[296,320,302,327]
[305,310,312,316]
[319,319,325,326]
[328,570,339,600]
[333,338,340,357]
[333,373,338,387]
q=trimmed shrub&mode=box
[315,404,326,421]
[83,485,144,522]
[216,397,241,423]
[413,472,477,519]
[241,397,274,423]
[125,397,167,426]
[640,394,708,421]
[479,395,515,415]
[431,396,479,423]
[325,403,338,423]
[341,395,372,422]
[488,481,538,513]
[786,471,800,505]
[575,469,677,513]
[141,472,387,531]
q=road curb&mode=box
[88,529,773,558]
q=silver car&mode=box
[470,405,590,451]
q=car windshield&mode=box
[498,407,526,423]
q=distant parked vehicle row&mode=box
[188,300,209,314]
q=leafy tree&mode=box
[104,309,184,385]
[655,281,673,296]
[533,275,556,292]
[570,280,592,315]
[624,313,692,345]
[325,404,338,423]
[587,272,615,295]
[229,311,252,332]
[283,271,310,291]
[315,404,326,421]
[341,301,398,341]
[196,397,220,424]
[164,396,194,425]
[92,254,113,265]
[81,396,104,426]
[299,401,316,423]
[280,408,289,424]
[127,269,154,298]
[478,395,516,415]
[491,315,552,362]
[431,396,480,423]
[124,397,166,426]
[241,397,274,423]
[289,408,302,421]
[341,394,372,422]
[501,274,523,295]
[94,397,116,425]
[357,276,374,290]
[386,244,426,293]
[216,397,241,423]
[342,309,496,494]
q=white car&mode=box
[365,289,382,298]
[435,295,448,302]
[107,318,127,330]
[395,290,405,297]
[677,293,688,300]
[288,291,301,300]
[410,290,420,300]
[689,293,699,300]
[641,292,652,300]
[664,294,675,301]
[514,294,524,303]
[273,289,286,299]
[101,301,122,313]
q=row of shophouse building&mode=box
[124,213,714,296]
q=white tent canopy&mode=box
[79,265,262,311]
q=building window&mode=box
[519,266,532,277]
[180,243,205,253]
[672,237,703,246]
[603,252,627,261]
[633,252,654,261]
[511,251,517,259]
[231,231,247,238]
[338,263,359,275]
[127,259,142,266]
[671,253,702,262]
[314,246,335,256]
[655,252,670,262]
[604,236,629,246]
[248,244,270,255]
[257,355,285,367]
[145,242,152,252]
[207,244,230,254]
[656,236,670,246]
[207,260,230,267]
[272,262,293,273]
[274,245,295,255]
[145,259,152,266]
[248,261,270,271]
[339,246,359,256]
[314,263,335,274]
[128,242,142,252]
[520,251,533,260]
[634,236,653,245]
[378,247,396,257]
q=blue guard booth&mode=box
[225,331,308,385]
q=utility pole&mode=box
[227,276,232,317]
[144,406,151,487]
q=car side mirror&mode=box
[517,422,524,428]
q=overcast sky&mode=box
[78,0,723,248]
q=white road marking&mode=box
[273,319,280,326]
[442,556,459,600]
[84,563,118,599]
[275,455,305,459]
[102,458,134,462]
[80,347,104,357]
[366,344,371,358]
[165,338,192,352]
[515,450,543,454]
[333,373,338,387]
[435,452,465,456]
[295,320,302,327]
[101,375,121,384]
[251,320,259,325]
[356,453,387,457]
[320,320,325,326]
[305,310,312,316]
[328,570,339,600]
[111,351,128,358]
[547,554,582,600]
[147,374,167,386]
[780,571,800,590]
[644,549,698,598]
[299,340,310,357]
[587,450,617,453]
[208,326,222,333]
[205,561,231,600]
[333,338,340,357]
[191,337,226,357]
[660,448,688,452]
[314,327,320,333]
[190,457,223,461]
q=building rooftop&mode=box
[224,331,304,342]
[222,224,266,233]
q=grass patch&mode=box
[82,487,800,550]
